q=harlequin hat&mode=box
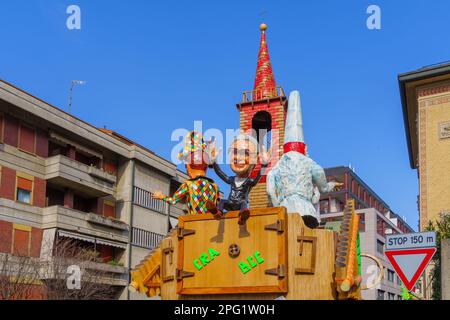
[178,131,206,161]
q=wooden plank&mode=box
[161,230,180,300]
[285,214,337,300]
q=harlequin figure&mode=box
[266,91,343,228]
[152,131,219,215]
[207,134,270,224]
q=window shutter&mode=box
[17,177,33,191]
[13,229,30,256]
[19,125,35,153]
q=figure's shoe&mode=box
[206,200,217,214]
[238,208,250,225]
[213,210,223,219]
[302,215,319,229]
[206,200,222,219]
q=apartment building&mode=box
[399,62,450,230]
[0,80,187,299]
[319,166,419,300]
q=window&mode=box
[377,290,385,300]
[358,212,365,232]
[388,292,396,300]
[17,188,31,204]
[377,216,386,237]
[19,124,35,154]
[396,275,402,285]
[377,240,384,254]
[397,295,402,300]
[388,269,395,282]
[16,177,33,204]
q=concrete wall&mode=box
[134,162,171,195]
[132,205,167,235]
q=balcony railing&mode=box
[133,186,167,214]
[131,228,164,249]
[241,86,285,103]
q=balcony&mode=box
[45,155,116,197]
[241,86,285,103]
[84,261,129,286]
[86,212,129,231]
[0,198,42,225]
[40,257,129,287]
[42,205,129,243]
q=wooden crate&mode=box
[285,214,337,300]
[176,207,288,295]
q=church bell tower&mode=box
[237,23,287,208]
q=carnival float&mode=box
[128,24,376,300]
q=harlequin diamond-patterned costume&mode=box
[162,176,219,215]
[158,130,219,215]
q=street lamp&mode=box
[68,80,86,114]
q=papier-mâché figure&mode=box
[267,91,342,228]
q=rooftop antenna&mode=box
[68,80,86,114]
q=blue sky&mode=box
[1,0,450,230]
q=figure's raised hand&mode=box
[259,146,272,165]
[331,182,344,192]
[206,138,221,164]
[152,191,165,200]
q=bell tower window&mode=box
[252,111,272,150]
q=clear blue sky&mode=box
[2,0,450,230]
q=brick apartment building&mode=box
[0,80,187,299]
[319,166,420,300]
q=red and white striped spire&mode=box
[253,23,277,100]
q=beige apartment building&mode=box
[0,80,187,299]
[399,62,450,230]
[399,62,450,300]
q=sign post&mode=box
[385,231,436,292]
